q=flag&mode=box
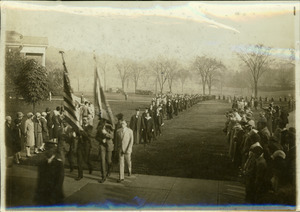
[61,54,82,132]
[94,55,115,128]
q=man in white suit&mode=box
[116,120,133,183]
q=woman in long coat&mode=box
[24,112,35,157]
[34,113,44,153]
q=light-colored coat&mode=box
[24,118,35,147]
[116,127,134,154]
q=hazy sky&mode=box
[3,2,298,65]
[2,1,299,92]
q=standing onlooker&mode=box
[34,113,44,154]
[129,109,142,145]
[24,112,35,157]
[40,112,49,149]
[13,113,23,164]
[116,120,133,183]
[46,108,53,142]
[5,116,14,167]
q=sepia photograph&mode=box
[0,1,299,211]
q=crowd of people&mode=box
[223,96,296,204]
[5,92,295,205]
[5,93,205,184]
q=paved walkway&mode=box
[6,164,248,210]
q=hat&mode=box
[46,107,51,113]
[41,112,47,117]
[17,112,24,118]
[271,150,286,159]
[247,120,255,127]
[27,112,33,118]
[36,112,41,118]
[5,116,12,121]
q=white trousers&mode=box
[119,151,131,180]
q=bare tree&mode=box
[206,59,225,95]
[193,56,223,95]
[177,68,190,93]
[165,59,179,93]
[116,59,131,92]
[151,58,168,94]
[130,61,145,93]
[237,44,272,98]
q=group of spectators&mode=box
[5,107,64,164]
[223,95,295,111]
[223,96,296,204]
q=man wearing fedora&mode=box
[116,120,133,183]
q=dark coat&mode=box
[52,113,62,139]
[12,119,22,153]
[130,114,142,144]
[5,122,14,157]
[40,117,49,142]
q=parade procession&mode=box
[2,1,298,211]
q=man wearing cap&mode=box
[96,118,114,183]
[24,113,35,157]
[129,109,142,145]
[116,120,133,183]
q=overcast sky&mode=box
[3,1,298,68]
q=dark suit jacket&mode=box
[129,115,142,132]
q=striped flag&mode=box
[61,53,82,132]
[93,55,115,128]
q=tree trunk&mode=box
[134,81,137,93]
[208,85,211,95]
[181,82,184,93]
[202,83,206,95]
[33,102,36,114]
[121,80,125,91]
[254,80,258,98]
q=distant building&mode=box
[6,31,48,66]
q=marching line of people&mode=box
[5,93,206,184]
[223,100,295,204]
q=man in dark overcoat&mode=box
[129,109,142,145]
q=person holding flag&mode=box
[93,53,116,183]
